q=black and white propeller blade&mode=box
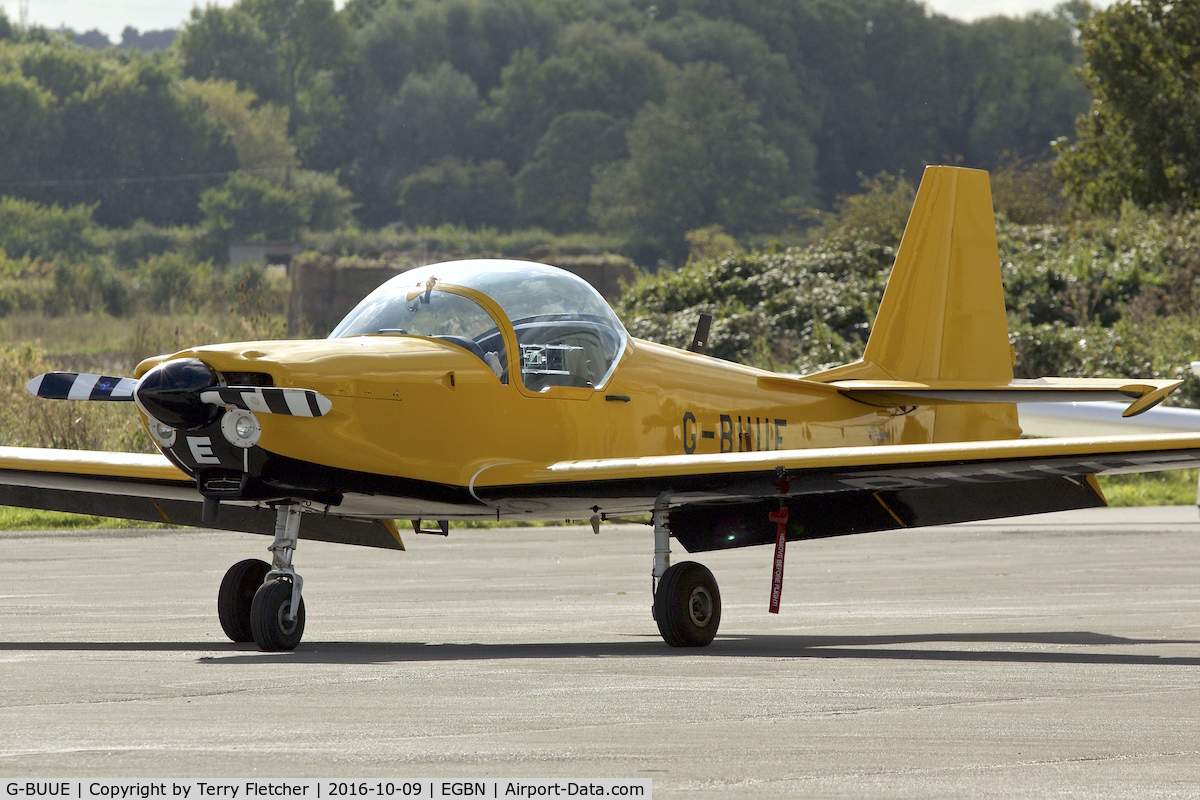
[27,369,333,420]
[27,372,137,401]
[200,387,333,418]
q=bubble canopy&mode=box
[329,260,629,391]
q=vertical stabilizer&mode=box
[862,166,1012,384]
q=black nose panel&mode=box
[136,358,219,430]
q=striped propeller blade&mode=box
[27,372,138,401]
[200,386,333,418]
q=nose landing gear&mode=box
[216,504,307,651]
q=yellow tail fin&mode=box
[862,166,1013,384]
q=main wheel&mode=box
[654,561,721,647]
[218,558,270,642]
[250,577,306,651]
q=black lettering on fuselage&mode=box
[686,412,788,453]
[683,412,697,455]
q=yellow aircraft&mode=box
[10,166,1200,651]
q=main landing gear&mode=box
[651,494,721,647]
[217,504,306,651]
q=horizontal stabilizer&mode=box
[830,377,1182,418]
[758,374,1180,418]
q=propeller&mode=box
[27,373,137,401]
[26,359,332,430]
[200,386,332,418]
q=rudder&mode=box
[862,166,1012,385]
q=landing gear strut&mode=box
[217,504,306,651]
[651,493,721,647]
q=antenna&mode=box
[688,313,712,355]
[17,0,29,28]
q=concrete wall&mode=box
[287,254,635,337]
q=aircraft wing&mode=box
[470,434,1200,549]
[0,446,405,550]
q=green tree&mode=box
[346,63,484,225]
[962,10,1089,166]
[178,0,350,115]
[179,78,298,173]
[487,23,670,167]
[12,38,102,99]
[200,171,309,243]
[398,157,516,229]
[819,172,915,249]
[55,58,237,226]
[351,0,559,97]
[176,7,279,100]
[669,0,872,203]
[380,64,482,172]
[343,0,560,209]
[640,13,816,198]
[0,71,61,185]
[1055,0,1200,212]
[515,111,626,232]
[590,63,788,256]
[289,169,356,231]
[1,40,237,223]
[0,197,98,260]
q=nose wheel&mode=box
[250,577,306,650]
[217,558,270,642]
[216,504,308,651]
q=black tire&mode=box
[654,561,721,647]
[250,577,306,651]
[217,558,270,643]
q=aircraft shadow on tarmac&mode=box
[6,632,1200,666]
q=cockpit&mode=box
[329,260,629,392]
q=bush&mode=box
[0,343,152,452]
[290,170,356,232]
[618,190,1200,409]
[1011,316,1200,407]
[52,258,128,316]
[135,252,213,313]
[0,196,99,260]
[200,171,309,244]
[99,220,199,269]
[999,205,1200,327]
[616,235,894,371]
[816,172,915,250]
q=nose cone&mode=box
[136,358,220,430]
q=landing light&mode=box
[221,409,262,448]
[149,419,176,448]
